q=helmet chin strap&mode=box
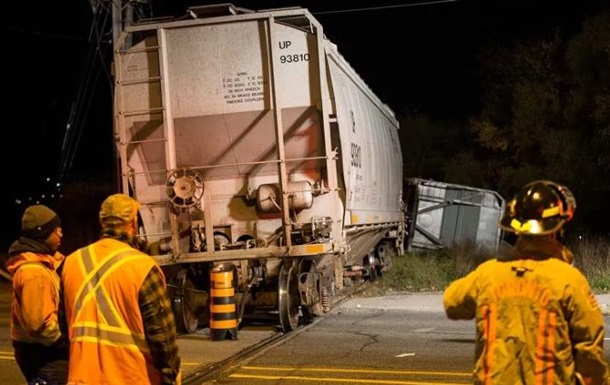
[554,227,566,243]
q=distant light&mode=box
[46,177,51,182]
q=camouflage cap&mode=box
[99,193,140,226]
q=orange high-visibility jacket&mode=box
[444,254,609,385]
[62,238,164,385]
[7,251,64,345]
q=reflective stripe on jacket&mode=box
[62,238,164,385]
[444,255,609,385]
[7,251,63,345]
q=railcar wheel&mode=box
[298,259,324,323]
[278,263,300,332]
[172,269,199,334]
[364,253,380,282]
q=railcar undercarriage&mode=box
[163,230,401,335]
[158,170,403,334]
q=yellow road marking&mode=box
[240,366,470,377]
[181,362,200,366]
[230,373,466,385]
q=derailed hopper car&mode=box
[112,3,405,334]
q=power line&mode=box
[311,0,458,15]
[58,3,113,184]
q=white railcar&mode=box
[113,3,405,333]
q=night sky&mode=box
[2,0,607,250]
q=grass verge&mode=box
[375,236,610,295]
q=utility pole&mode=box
[88,0,152,50]
[112,0,124,50]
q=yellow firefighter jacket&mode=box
[62,238,164,385]
[6,251,65,346]
[443,236,609,385]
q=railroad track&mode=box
[182,280,370,384]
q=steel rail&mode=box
[182,280,370,384]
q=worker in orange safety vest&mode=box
[6,205,69,385]
[443,180,609,385]
[61,193,181,385]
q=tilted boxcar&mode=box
[404,178,505,252]
[112,3,405,333]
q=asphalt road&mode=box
[0,282,608,385]
[199,292,610,385]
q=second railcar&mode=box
[112,3,405,333]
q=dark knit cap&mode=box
[21,205,61,240]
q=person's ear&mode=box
[128,217,138,235]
